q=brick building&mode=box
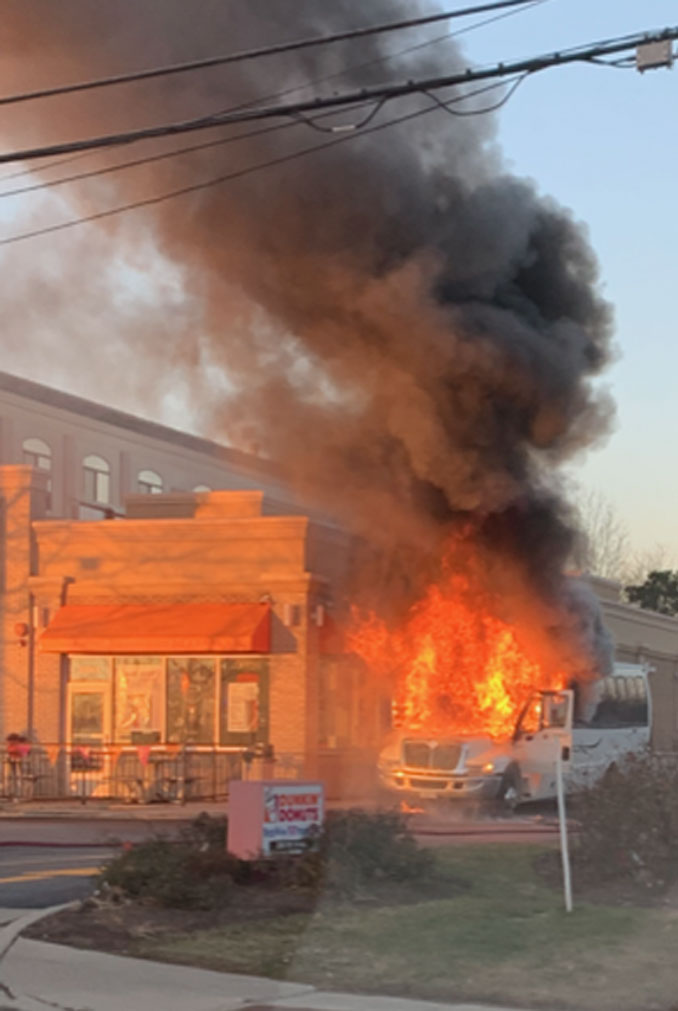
[0,466,380,799]
[1,367,678,799]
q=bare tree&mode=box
[573,489,630,582]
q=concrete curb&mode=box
[0,903,76,964]
[0,840,119,848]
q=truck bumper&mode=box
[379,771,502,800]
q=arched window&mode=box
[83,454,110,504]
[193,484,211,493]
[23,437,51,473]
[138,469,163,494]
[23,437,52,509]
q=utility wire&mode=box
[0,150,98,184]
[0,105,375,199]
[0,77,525,248]
[0,24,675,167]
[0,0,546,197]
[0,0,539,109]
[424,72,529,116]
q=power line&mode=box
[0,150,97,184]
[424,72,529,116]
[0,107,372,199]
[0,77,524,248]
[0,24,674,167]
[0,0,546,198]
[0,0,539,109]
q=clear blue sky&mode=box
[1,1,676,557]
[456,0,678,555]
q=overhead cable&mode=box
[0,24,675,167]
[0,78,524,247]
[0,0,539,109]
[0,0,546,195]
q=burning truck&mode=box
[376,664,650,809]
[349,537,650,810]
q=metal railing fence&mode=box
[0,743,245,804]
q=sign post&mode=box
[228,780,324,859]
[555,745,573,913]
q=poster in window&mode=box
[71,692,104,742]
[220,659,269,745]
[167,658,215,744]
[227,680,259,734]
[114,657,163,741]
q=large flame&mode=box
[348,538,565,739]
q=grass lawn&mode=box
[125,845,678,1011]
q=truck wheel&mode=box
[496,765,522,814]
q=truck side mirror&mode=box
[561,746,570,762]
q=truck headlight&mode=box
[466,761,496,775]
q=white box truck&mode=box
[377,663,651,809]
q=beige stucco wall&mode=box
[0,381,289,518]
[586,575,678,751]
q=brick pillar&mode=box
[0,465,49,739]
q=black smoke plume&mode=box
[1,2,614,669]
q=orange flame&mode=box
[348,540,564,739]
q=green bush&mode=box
[100,831,241,909]
[99,809,433,908]
[318,808,433,891]
[572,752,678,889]
[178,811,228,850]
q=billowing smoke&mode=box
[1,2,614,672]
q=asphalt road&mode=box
[0,846,113,909]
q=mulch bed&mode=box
[25,875,465,957]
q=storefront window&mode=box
[114,657,163,742]
[220,659,269,746]
[70,657,111,682]
[167,658,215,744]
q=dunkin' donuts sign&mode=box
[262,782,324,855]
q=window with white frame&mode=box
[23,437,52,508]
[137,469,163,494]
[193,484,211,492]
[83,454,110,504]
[22,436,51,473]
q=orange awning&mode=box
[40,602,271,655]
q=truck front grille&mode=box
[409,778,447,790]
[402,741,461,771]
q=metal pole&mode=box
[555,746,573,913]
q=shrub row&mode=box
[572,752,678,889]
[99,809,433,909]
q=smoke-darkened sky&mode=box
[0,2,674,565]
[1,1,651,675]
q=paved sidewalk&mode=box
[0,800,229,846]
[0,936,532,1011]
